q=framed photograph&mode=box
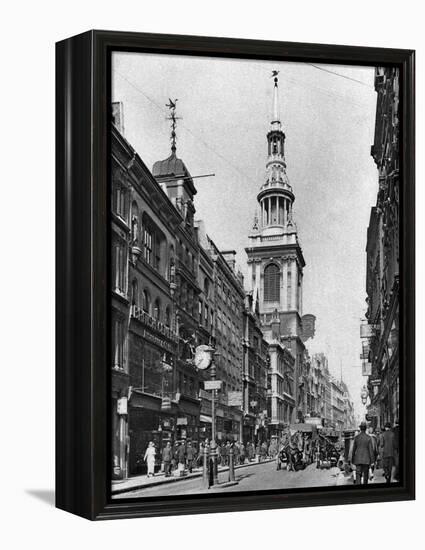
[56,30,415,520]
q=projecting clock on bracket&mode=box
[193,345,214,370]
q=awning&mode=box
[200,414,212,424]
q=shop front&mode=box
[111,367,130,480]
[128,392,178,476]
[243,413,256,444]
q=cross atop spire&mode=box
[166,98,181,153]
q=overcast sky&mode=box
[112,52,378,416]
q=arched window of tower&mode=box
[264,263,280,302]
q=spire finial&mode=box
[270,71,280,127]
[166,98,181,154]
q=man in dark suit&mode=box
[352,421,374,485]
[382,421,395,484]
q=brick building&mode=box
[363,67,400,428]
[111,124,182,478]
[242,291,269,443]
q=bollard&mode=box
[203,444,209,489]
[228,445,235,482]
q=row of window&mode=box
[131,279,171,326]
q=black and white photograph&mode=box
[110,52,400,499]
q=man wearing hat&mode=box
[351,421,375,485]
[382,421,395,484]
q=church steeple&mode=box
[256,72,295,232]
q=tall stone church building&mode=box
[246,74,314,429]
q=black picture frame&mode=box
[56,30,415,521]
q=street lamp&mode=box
[194,344,220,485]
[360,385,368,406]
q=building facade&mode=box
[330,378,346,432]
[266,339,295,434]
[111,124,182,478]
[153,144,203,445]
[364,67,400,428]
[242,291,270,443]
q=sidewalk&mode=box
[336,466,395,486]
[112,458,275,495]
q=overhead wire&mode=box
[113,69,374,265]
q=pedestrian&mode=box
[172,440,179,471]
[393,419,399,482]
[375,428,383,469]
[246,441,253,462]
[260,441,267,460]
[239,442,246,465]
[367,426,378,480]
[176,441,186,473]
[216,441,222,465]
[382,421,395,484]
[221,442,227,466]
[233,441,240,465]
[225,441,232,466]
[351,421,374,485]
[143,441,156,478]
[162,441,173,477]
[197,441,205,467]
[186,441,195,473]
[255,442,261,462]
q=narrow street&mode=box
[115,462,348,499]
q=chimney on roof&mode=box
[112,102,125,134]
[221,250,237,272]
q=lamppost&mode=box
[194,344,220,486]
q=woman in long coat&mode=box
[144,441,156,478]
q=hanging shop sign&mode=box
[367,405,379,416]
[360,324,378,339]
[117,396,128,415]
[143,329,175,353]
[161,396,172,411]
[362,361,372,376]
[176,417,188,425]
[204,380,222,391]
[227,391,243,407]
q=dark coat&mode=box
[162,446,173,462]
[186,446,195,460]
[352,431,374,465]
[176,445,186,462]
[382,429,395,458]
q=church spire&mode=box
[254,72,296,232]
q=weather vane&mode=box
[271,70,279,85]
[166,98,181,153]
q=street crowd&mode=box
[141,439,281,478]
[350,420,399,485]
[140,420,399,486]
